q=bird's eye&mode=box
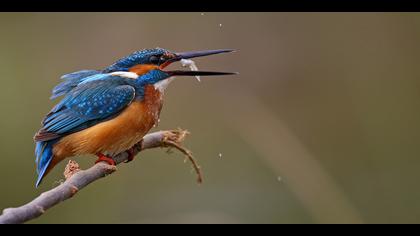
[149,56,160,64]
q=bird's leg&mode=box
[95,153,116,166]
[124,148,135,163]
[124,140,143,163]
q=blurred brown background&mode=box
[0,13,420,223]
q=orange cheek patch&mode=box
[129,64,159,76]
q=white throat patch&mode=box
[154,77,175,92]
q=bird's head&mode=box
[104,48,236,89]
[103,48,174,74]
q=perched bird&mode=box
[34,48,235,187]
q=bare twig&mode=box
[0,129,201,224]
[163,140,202,184]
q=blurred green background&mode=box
[0,13,420,224]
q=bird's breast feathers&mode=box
[53,84,163,159]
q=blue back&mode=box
[51,70,101,99]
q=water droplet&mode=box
[218,153,222,158]
[201,13,205,16]
[219,23,222,27]
[277,176,282,182]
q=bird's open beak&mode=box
[167,70,237,76]
[174,49,235,60]
[163,49,236,77]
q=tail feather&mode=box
[35,140,58,187]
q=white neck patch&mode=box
[110,71,138,79]
[154,77,175,92]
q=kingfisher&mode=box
[34,48,235,187]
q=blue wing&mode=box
[51,70,101,99]
[35,74,136,141]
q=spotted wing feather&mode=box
[35,75,136,142]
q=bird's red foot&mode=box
[95,153,116,166]
[124,147,136,163]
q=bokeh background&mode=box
[0,13,420,224]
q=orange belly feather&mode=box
[50,85,163,169]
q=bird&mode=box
[34,48,235,187]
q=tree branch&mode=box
[0,129,202,224]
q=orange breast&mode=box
[53,85,163,162]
